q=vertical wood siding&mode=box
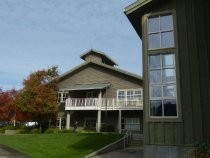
[143,0,210,146]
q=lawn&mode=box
[0,133,123,158]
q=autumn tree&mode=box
[15,66,59,132]
[0,88,18,123]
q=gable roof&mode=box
[80,49,118,66]
[58,61,142,82]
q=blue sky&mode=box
[0,0,142,90]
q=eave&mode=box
[124,0,161,38]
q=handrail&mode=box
[123,130,132,148]
[65,98,143,110]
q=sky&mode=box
[0,0,142,90]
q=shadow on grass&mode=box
[70,133,122,151]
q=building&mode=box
[125,0,210,157]
[56,49,143,133]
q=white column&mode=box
[118,110,122,133]
[98,90,102,108]
[96,110,101,132]
[66,111,71,129]
[59,117,62,130]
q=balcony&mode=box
[65,98,143,111]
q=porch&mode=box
[65,98,143,111]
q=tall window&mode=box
[147,13,178,117]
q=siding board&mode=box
[58,65,142,98]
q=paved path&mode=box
[0,145,27,158]
[91,148,143,158]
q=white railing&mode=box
[65,98,143,110]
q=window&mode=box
[147,12,178,118]
[118,90,125,101]
[57,91,69,103]
[125,118,140,131]
[56,117,66,129]
[149,54,177,117]
[148,14,174,49]
[117,89,142,101]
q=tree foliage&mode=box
[0,88,18,122]
[15,66,59,126]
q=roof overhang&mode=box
[80,49,118,66]
[61,83,111,91]
[124,0,161,38]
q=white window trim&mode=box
[58,90,69,103]
[117,89,143,102]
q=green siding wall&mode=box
[142,0,210,146]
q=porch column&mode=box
[66,111,71,129]
[59,117,62,130]
[118,110,122,133]
[96,110,101,132]
[98,90,102,108]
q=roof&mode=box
[58,61,142,82]
[124,0,160,38]
[60,83,110,91]
[80,49,118,66]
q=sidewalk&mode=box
[0,145,27,158]
[91,148,143,158]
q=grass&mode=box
[0,133,123,158]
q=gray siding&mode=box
[58,64,142,98]
[85,54,102,64]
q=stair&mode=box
[126,133,144,150]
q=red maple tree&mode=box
[0,88,17,122]
[15,66,59,131]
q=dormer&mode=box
[80,49,118,67]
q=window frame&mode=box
[117,89,143,102]
[143,10,182,122]
[125,117,140,131]
[149,53,178,118]
[57,90,69,103]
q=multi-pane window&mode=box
[148,14,174,49]
[57,91,69,103]
[117,90,125,101]
[149,54,177,117]
[147,13,177,118]
[117,89,142,101]
[125,118,140,131]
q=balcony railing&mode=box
[65,98,143,110]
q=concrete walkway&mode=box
[0,145,27,158]
[91,148,143,158]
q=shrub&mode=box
[58,129,73,133]
[17,126,34,134]
[30,129,40,134]
[45,128,60,134]
[195,141,210,158]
